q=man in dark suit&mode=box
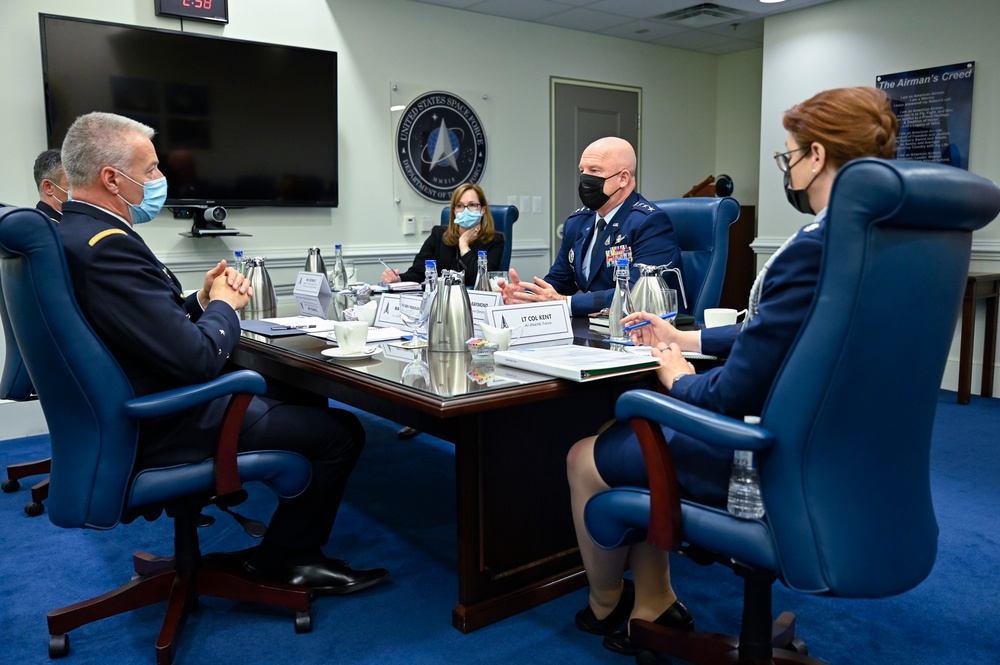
[57,111,387,594]
[33,148,69,223]
[501,137,681,316]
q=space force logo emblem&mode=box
[395,91,488,202]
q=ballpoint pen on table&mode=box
[621,312,677,332]
[378,259,395,273]
[271,324,317,330]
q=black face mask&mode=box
[578,170,623,210]
[784,169,819,215]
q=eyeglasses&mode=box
[454,202,483,212]
[772,147,810,173]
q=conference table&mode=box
[231,318,656,632]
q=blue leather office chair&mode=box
[586,159,1000,664]
[0,207,315,663]
[0,214,51,516]
[440,204,519,270]
[649,197,740,324]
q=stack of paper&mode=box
[494,344,659,382]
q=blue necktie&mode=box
[583,218,607,281]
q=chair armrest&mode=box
[615,389,774,453]
[615,389,774,551]
[124,369,267,496]
[123,370,267,419]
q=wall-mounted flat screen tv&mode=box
[39,14,338,209]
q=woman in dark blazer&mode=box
[380,182,505,288]
[567,87,900,657]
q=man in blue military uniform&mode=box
[57,112,387,595]
[501,137,681,316]
[33,148,69,223]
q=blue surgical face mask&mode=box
[455,209,483,229]
[116,170,167,224]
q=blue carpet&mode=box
[1,390,997,664]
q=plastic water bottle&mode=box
[331,244,348,291]
[473,251,490,291]
[424,259,438,294]
[232,250,245,275]
[727,416,765,519]
[608,258,634,343]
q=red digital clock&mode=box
[155,0,228,24]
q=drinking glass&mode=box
[401,348,431,390]
[488,270,510,292]
[661,287,678,324]
[398,292,431,348]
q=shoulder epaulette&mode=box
[88,228,127,247]
[632,201,657,214]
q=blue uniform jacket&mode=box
[544,191,681,316]
[58,201,242,464]
[672,218,825,417]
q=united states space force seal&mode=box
[395,91,488,202]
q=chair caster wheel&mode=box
[636,650,660,665]
[2,478,19,493]
[49,633,69,658]
[294,611,312,634]
[785,636,808,655]
[25,501,45,517]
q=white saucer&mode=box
[321,346,382,360]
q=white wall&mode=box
[758,0,1000,392]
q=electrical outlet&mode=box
[402,214,416,235]
[419,215,432,233]
[519,196,529,212]
[532,196,542,214]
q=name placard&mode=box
[374,293,405,328]
[467,289,504,332]
[293,271,332,318]
[485,301,573,346]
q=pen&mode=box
[378,259,395,272]
[271,324,316,330]
[622,312,677,332]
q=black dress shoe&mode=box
[246,557,389,596]
[575,579,635,635]
[602,600,694,656]
[397,426,419,439]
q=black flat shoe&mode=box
[602,600,694,656]
[246,557,389,596]
[575,579,635,635]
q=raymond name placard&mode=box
[293,271,332,318]
[484,301,573,346]
[467,289,504,329]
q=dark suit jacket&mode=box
[396,225,505,287]
[544,191,681,316]
[35,200,62,223]
[674,217,826,417]
[57,201,241,465]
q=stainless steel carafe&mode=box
[427,270,473,352]
[631,263,672,316]
[243,256,278,319]
[304,246,327,275]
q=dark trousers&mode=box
[137,390,365,551]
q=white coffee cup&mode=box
[333,320,369,353]
[355,300,378,326]
[703,308,748,328]
[480,322,523,351]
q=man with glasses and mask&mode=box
[500,136,680,316]
[33,148,70,223]
[57,112,389,597]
